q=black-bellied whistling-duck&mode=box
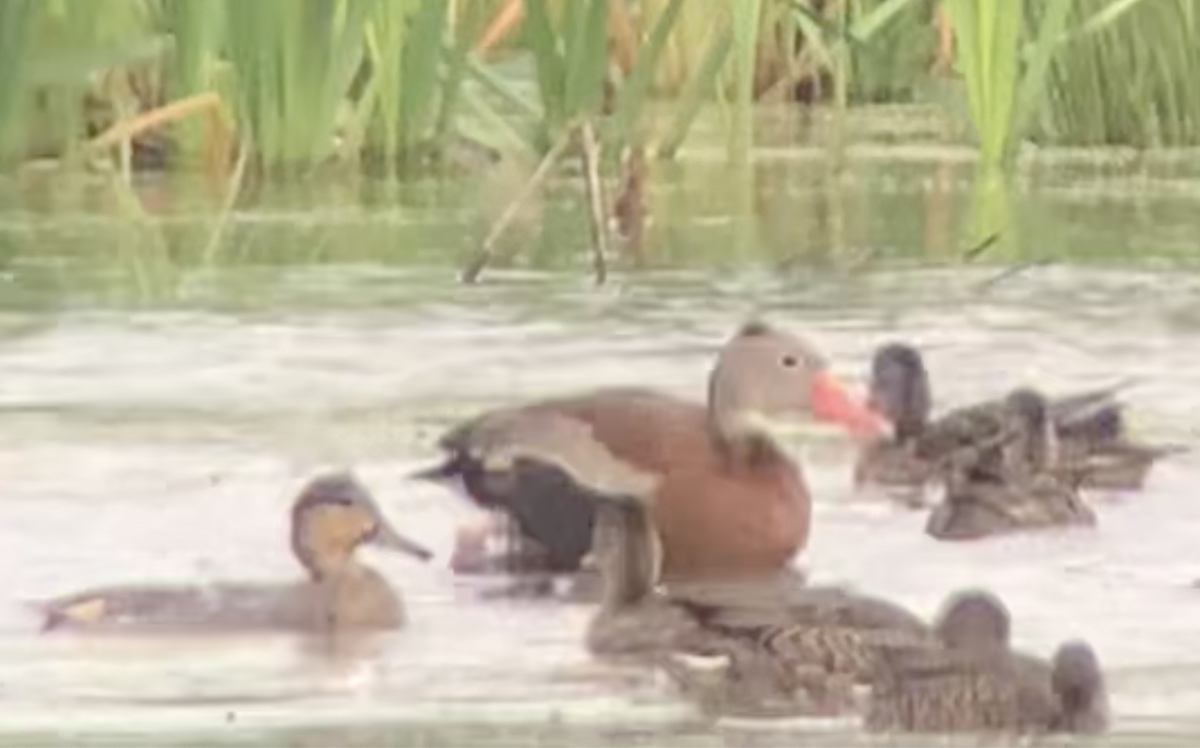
[866,589,1109,735]
[415,320,885,585]
[856,341,1180,499]
[38,473,433,635]
[925,389,1097,541]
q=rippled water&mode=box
[4,138,1200,744]
[0,263,1198,745]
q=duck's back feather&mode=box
[39,583,317,633]
[40,568,404,634]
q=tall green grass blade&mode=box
[364,0,405,165]
[523,0,566,139]
[224,0,369,173]
[945,0,1022,166]
[615,0,686,144]
[459,81,538,156]
[1012,0,1074,139]
[659,24,732,159]
[436,0,489,145]
[160,0,222,97]
[560,0,608,120]
[789,0,925,107]
[790,6,833,68]
[366,0,453,168]
[846,0,918,43]
[224,0,282,168]
[23,0,163,164]
[397,0,449,152]
[1039,0,1200,147]
[729,0,763,162]
[464,56,543,121]
[1071,0,1151,38]
[0,0,36,163]
[159,0,224,162]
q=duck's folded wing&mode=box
[658,581,938,719]
[458,408,662,501]
[666,579,931,641]
[39,583,315,633]
[914,402,1017,474]
[866,645,1028,732]
[443,407,665,568]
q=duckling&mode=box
[866,589,1108,734]
[857,341,1179,497]
[925,389,1097,541]
[38,472,433,635]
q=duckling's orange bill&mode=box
[810,370,888,439]
[371,519,434,562]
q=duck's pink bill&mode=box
[809,370,889,439]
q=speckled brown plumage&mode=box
[865,589,1109,735]
[857,341,1180,496]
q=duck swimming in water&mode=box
[38,472,433,635]
[856,341,1180,501]
[415,320,883,593]
[585,499,1107,729]
[925,388,1097,541]
[866,589,1108,735]
[579,491,937,719]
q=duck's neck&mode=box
[299,549,361,583]
[705,364,789,470]
[1060,683,1099,715]
[891,394,929,444]
[886,370,931,444]
[1005,414,1058,479]
[705,410,786,471]
[594,503,659,614]
[893,415,926,444]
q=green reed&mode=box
[222,0,371,174]
[0,0,37,164]
[360,0,449,169]
[944,0,1073,169]
[1040,0,1200,147]
[4,0,1200,182]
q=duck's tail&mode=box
[406,456,463,483]
[22,600,62,633]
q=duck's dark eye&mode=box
[781,355,798,368]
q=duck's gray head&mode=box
[707,321,885,456]
[1005,387,1050,432]
[868,342,931,442]
[934,588,1011,651]
[290,472,433,578]
[1051,640,1109,733]
[1004,387,1058,469]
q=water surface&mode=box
[2,136,1200,745]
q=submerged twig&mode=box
[976,260,1053,292]
[579,121,609,285]
[962,230,1003,260]
[460,133,572,284]
[614,144,647,266]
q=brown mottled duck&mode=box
[38,472,432,635]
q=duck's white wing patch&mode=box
[464,410,661,504]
